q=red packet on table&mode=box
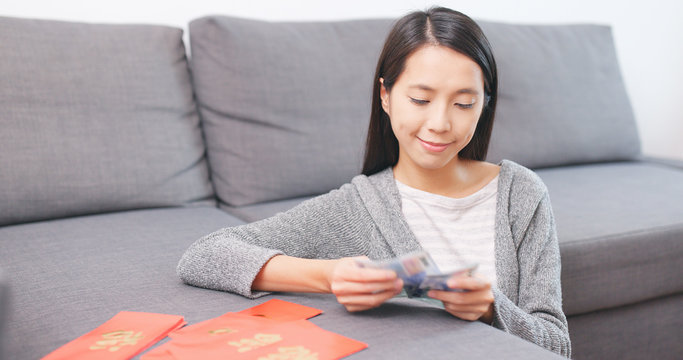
[142,313,280,359]
[41,311,185,360]
[238,299,323,321]
[138,343,174,360]
[167,319,367,360]
[168,312,281,341]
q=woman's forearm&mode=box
[252,255,339,293]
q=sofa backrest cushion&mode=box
[480,22,641,168]
[0,16,214,226]
[189,16,393,207]
[190,16,640,207]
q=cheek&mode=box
[391,119,413,143]
[457,113,481,134]
[455,113,482,145]
[389,105,419,135]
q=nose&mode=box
[425,104,451,133]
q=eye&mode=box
[409,97,429,105]
[456,103,474,109]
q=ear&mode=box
[379,78,390,114]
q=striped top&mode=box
[396,176,499,287]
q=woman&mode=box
[178,7,570,357]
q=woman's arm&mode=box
[252,255,337,293]
[253,255,403,312]
[177,180,401,303]
[177,183,374,298]
[492,193,571,358]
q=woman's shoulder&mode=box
[348,167,400,206]
[498,159,549,198]
[351,167,394,188]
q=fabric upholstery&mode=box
[0,208,561,359]
[639,155,683,170]
[0,16,214,226]
[220,195,316,223]
[189,16,394,206]
[480,22,641,168]
[0,268,6,360]
[536,161,683,315]
[567,293,682,360]
[0,208,244,359]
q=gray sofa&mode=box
[0,14,681,360]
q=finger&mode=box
[446,274,491,291]
[427,289,494,306]
[337,290,399,312]
[332,278,402,296]
[444,310,484,322]
[442,302,492,314]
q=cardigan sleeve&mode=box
[177,182,375,298]
[491,192,571,358]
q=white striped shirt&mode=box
[396,176,498,287]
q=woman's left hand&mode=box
[427,274,495,323]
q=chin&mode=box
[415,158,454,171]
[402,147,459,171]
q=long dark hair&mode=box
[362,7,498,176]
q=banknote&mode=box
[357,251,478,298]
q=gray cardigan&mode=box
[178,160,571,357]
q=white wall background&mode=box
[4,0,682,160]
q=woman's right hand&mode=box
[328,256,403,312]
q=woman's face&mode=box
[380,45,486,172]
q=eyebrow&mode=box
[408,84,480,95]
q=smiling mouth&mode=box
[417,137,453,152]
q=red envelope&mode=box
[137,342,174,360]
[142,300,361,360]
[238,299,323,321]
[141,313,280,359]
[169,312,281,342]
[166,319,367,360]
[138,342,174,360]
[41,311,185,360]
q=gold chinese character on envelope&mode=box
[229,333,283,352]
[258,346,319,360]
[42,311,185,360]
[89,330,144,352]
[208,328,237,336]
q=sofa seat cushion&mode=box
[567,293,682,360]
[0,16,214,226]
[0,208,561,359]
[0,207,245,359]
[536,161,683,315]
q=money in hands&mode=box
[356,251,478,298]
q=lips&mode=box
[417,137,453,153]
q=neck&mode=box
[393,156,471,196]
